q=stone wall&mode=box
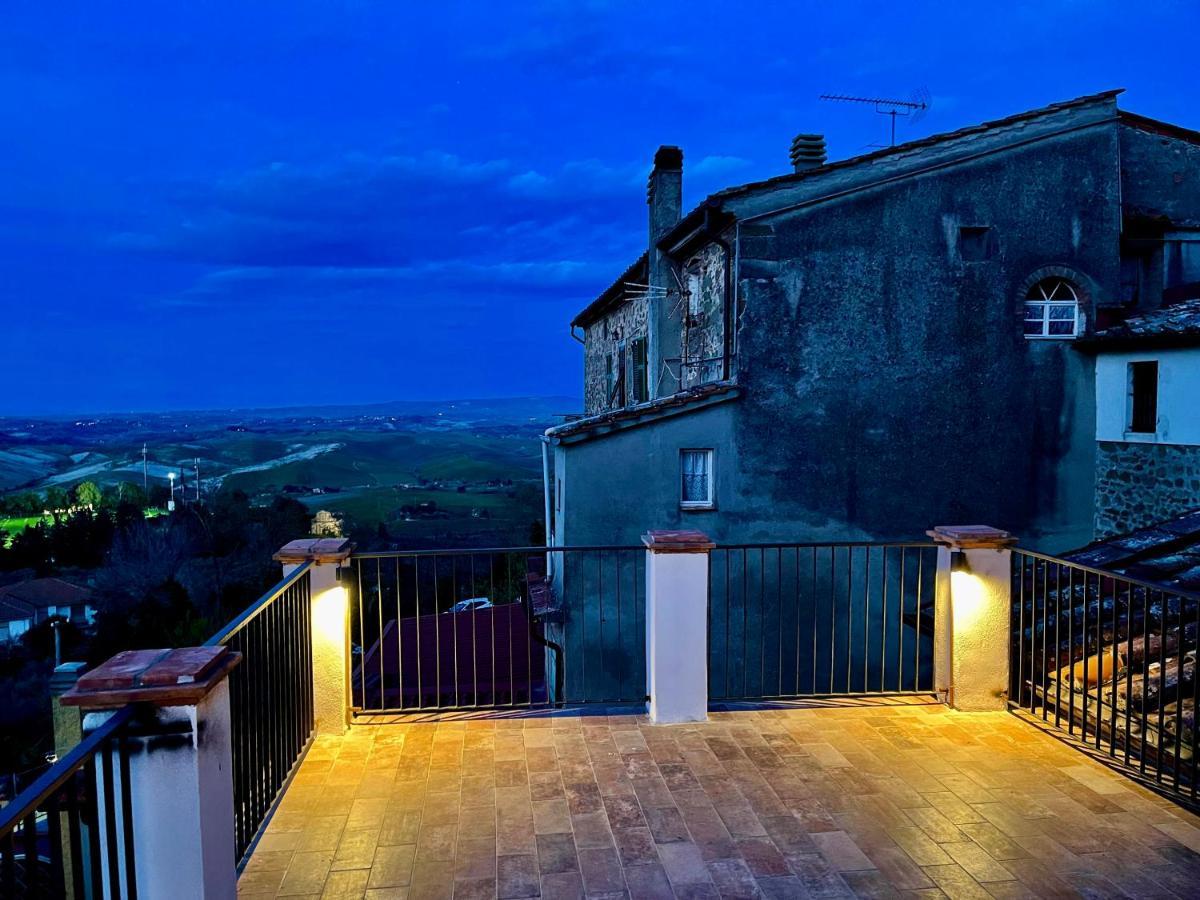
[1095,441,1200,538]
[581,295,649,415]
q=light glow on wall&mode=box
[950,570,987,632]
[312,585,346,638]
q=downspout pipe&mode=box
[569,325,585,344]
[540,434,554,548]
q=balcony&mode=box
[238,702,1200,899]
[4,529,1200,898]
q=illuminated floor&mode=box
[237,700,1200,898]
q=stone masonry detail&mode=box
[1095,441,1200,538]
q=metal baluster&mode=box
[67,778,86,898]
[915,549,924,692]
[356,557,366,710]
[1082,571,1090,739]
[452,556,460,708]
[1110,577,1120,758]
[777,548,784,698]
[1173,589,1184,791]
[1157,589,1167,783]
[21,812,37,899]
[863,547,871,693]
[119,731,137,900]
[100,743,120,899]
[470,554,478,708]
[881,548,888,693]
[1054,562,1063,726]
[845,547,852,695]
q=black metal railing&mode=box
[1011,549,1199,805]
[206,561,315,862]
[0,704,138,898]
[348,546,646,712]
[708,543,939,701]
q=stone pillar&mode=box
[644,529,712,724]
[928,525,1016,711]
[49,661,87,899]
[275,538,354,735]
[61,647,242,900]
[50,661,87,757]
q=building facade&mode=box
[1085,299,1200,537]
[546,91,1200,553]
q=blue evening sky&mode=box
[3,1,1197,414]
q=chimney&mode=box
[647,145,683,244]
[790,133,826,172]
[646,145,683,402]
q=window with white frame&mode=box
[680,449,714,509]
[1023,278,1080,338]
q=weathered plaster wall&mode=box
[554,402,737,546]
[1095,442,1200,538]
[680,242,728,389]
[1095,347,1200,444]
[581,296,649,415]
[730,122,1121,551]
[1120,123,1200,228]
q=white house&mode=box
[1085,298,1200,537]
[0,577,96,643]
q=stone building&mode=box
[545,90,1200,552]
[1084,299,1200,537]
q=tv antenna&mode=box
[820,88,931,147]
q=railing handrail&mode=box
[205,560,314,647]
[0,703,136,836]
[713,541,939,550]
[351,545,645,559]
[351,540,939,560]
[1013,546,1200,603]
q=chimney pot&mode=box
[790,133,827,172]
[653,145,683,170]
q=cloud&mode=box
[114,148,646,273]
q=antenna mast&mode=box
[820,90,930,147]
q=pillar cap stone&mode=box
[926,524,1016,549]
[642,529,715,552]
[274,537,355,565]
[60,646,241,709]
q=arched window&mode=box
[1023,278,1080,338]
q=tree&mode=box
[44,486,69,516]
[75,481,102,510]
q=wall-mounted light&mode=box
[950,550,970,574]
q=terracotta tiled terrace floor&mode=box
[238,700,1200,899]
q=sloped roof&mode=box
[1082,298,1200,349]
[570,253,648,329]
[545,381,739,444]
[1066,510,1200,595]
[0,577,92,622]
[575,90,1125,326]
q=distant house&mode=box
[0,577,96,643]
[545,90,1200,552]
[1081,299,1200,538]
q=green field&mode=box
[2,404,558,548]
[0,514,49,535]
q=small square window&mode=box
[959,226,992,262]
[680,449,714,509]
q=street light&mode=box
[168,471,177,511]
